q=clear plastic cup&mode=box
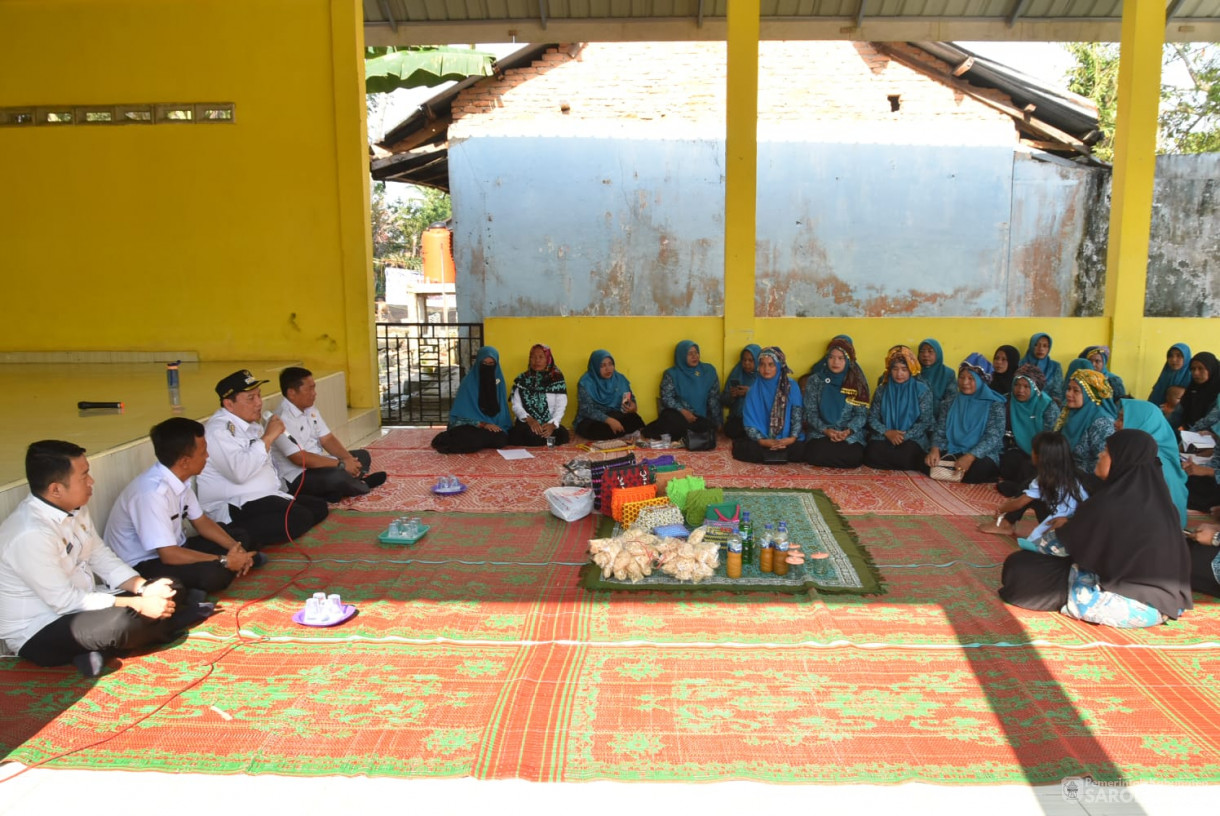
[327,593,343,618]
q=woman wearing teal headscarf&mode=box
[915,339,958,419]
[1020,332,1065,404]
[574,350,646,441]
[732,346,807,464]
[924,353,1007,483]
[1119,400,1188,527]
[1081,345,1127,400]
[1066,357,1119,419]
[865,345,935,472]
[643,340,721,443]
[997,363,1061,495]
[1053,368,1116,474]
[803,336,870,468]
[431,346,512,454]
[722,344,761,439]
[1148,343,1192,414]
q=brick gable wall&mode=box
[451,41,1017,140]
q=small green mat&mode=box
[581,488,884,595]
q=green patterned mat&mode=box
[581,488,883,595]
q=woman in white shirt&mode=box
[507,344,570,446]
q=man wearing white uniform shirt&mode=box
[196,369,328,549]
[106,417,264,594]
[0,441,204,677]
[272,367,386,502]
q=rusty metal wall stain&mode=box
[452,138,1219,321]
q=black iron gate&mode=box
[377,322,484,426]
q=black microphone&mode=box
[263,410,297,445]
[78,401,124,410]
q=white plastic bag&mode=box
[545,486,594,522]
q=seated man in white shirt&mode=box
[106,417,265,595]
[273,367,386,502]
[0,440,208,677]
[196,370,328,549]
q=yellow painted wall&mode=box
[490,315,1217,414]
[0,0,376,407]
[486,317,726,419]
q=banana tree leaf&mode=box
[365,47,495,94]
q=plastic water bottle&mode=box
[739,511,754,564]
[773,521,790,576]
[760,523,774,572]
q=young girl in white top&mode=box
[985,431,1087,545]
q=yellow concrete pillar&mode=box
[1104,1,1165,378]
[723,0,760,366]
[331,0,378,409]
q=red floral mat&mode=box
[4,509,1220,784]
[345,428,1000,515]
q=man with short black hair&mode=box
[0,440,206,677]
[272,366,386,502]
[196,369,328,548]
[106,417,265,594]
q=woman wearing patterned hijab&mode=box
[997,363,1060,496]
[924,353,1007,483]
[864,345,934,472]
[431,346,512,454]
[1054,369,1116,474]
[802,336,870,469]
[643,340,721,444]
[732,346,807,464]
[507,344,570,447]
[1081,345,1126,400]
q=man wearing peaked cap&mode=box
[195,369,328,548]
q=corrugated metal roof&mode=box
[365,0,1220,45]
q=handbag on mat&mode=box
[589,454,638,508]
[636,502,686,529]
[621,496,672,526]
[597,463,653,513]
[929,456,964,483]
[610,484,657,522]
[684,427,717,452]
[684,488,725,527]
[703,501,741,524]
[653,465,687,494]
[664,474,706,510]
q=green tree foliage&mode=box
[370,182,452,297]
[1065,42,1220,161]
